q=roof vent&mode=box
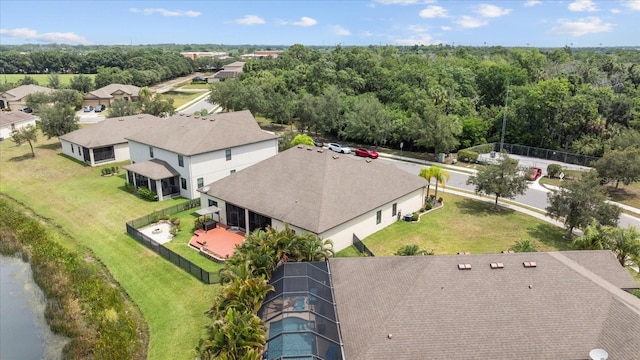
[297,145,304,149]
[179,113,185,116]
[317,149,324,153]
[194,116,200,119]
[201,186,210,192]
[523,261,537,268]
[502,250,515,254]
[490,262,504,269]
[306,147,313,151]
[589,348,608,360]
[332,155,339,159]
[457,252,470,255]
[118,118,124,121]
[366,159,372,163]
[186,114,191,117]
[457,263,472,270]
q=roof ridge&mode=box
[548,252,640,315]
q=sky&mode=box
[0,0,639,47]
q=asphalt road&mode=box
[377,157,640,230]
[178,92,218,115]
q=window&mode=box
[71,144,74,154]
[178,155,184,167]
[230,169,236,174]
[149,146,154,158]
[181,177,187,190]
[392,203,397,217]
[376,210,382,224]
[225,148,232,161]
[208,199,218,207]
[197,177,204,188]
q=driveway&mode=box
[76,109,105,123]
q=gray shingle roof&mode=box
[0,110,36,128]
[0,84,55,101]
[123,159,179,180]
[85,84,140,99]
[329,251,640,360]
[59,114,159,148]
[125,110,277,156]
[204,146,427,233]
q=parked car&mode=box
[524,167,543,181]
[83,105,94,112]
[354,148,379,159]
[313,138,324,147]
[94,104,106,112]
[192,76,207,83]
[18,107,33,113]
[327,143,352,154]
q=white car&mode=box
[327,143,352,154]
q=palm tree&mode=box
[199,308,266,360]
[510,239,538,253]
[610,227,640,267]
[214,276,274,315]
[419,167,434,199]
[571,223,611,250]
[429,165,450,200]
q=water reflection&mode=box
[1,255,69,360]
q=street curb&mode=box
[176,91,211,112]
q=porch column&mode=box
[244,208,250,235]
[155,179,163,201]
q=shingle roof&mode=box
[329,251,640,360]
[125,110,277,156]
[85,84,140,99]
[59,114,159,148]
[0,110,37,128]
[122,159,179,180]
[0,84,55,101]
[204,146,427,233]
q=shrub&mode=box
[457,150,479,163]
[395,244,420,256]
[547,164,563,178]
[424,202,433,211]
[138,187,157,201]
[111,166,117,174]
[169,226,178,236]
[412,212,419,221]
[438,197,444,203]
[124,182,136,193]
[170,217,180,226]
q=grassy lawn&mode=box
[162,90,207,109]
[0,134,218,360]
[3,73,96,87]
[334,245,363,257]
[177,83,211,90]
[362,193,570,256]
[540,170,640,210]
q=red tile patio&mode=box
[189,227,245,260]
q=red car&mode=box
[524,167,543,181]
[354,148,379,159]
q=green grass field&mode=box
[362,194,571,256]
[3,73,96,87]
[162,90,207,109]
[0,133,218,360]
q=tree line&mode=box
[208,44,640,156]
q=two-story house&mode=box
[123,110,278,200]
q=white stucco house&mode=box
[199,145,428,252]
[0,110,38,141]
[59,114,158,166]
[123,110,278,201]
[0,84,55,110]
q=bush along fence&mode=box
[494,143,599,167]
[353,233,375,257]
[125,199,220,284]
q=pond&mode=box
[1,255,69,360]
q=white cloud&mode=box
[234,15,266,25]
[291,17,318,27]
[610,8,621,13]
[568,0,598,12]
[129,8,200,17]
[332,25,351,36]
[625,0,640,11]
[524,0,541,7]
[373,0,436,4]
[419,5,449,18]
[441,26,452,31]
[0,27,92,45]
[476,4,512,18]
[394,33,441,45]
[455,16,489,28]
[552,17,613,36]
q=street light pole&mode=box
[500,83,509,152]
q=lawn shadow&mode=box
[8,153,36,162]
[454,198,516,217]
[38,142,62,150]
[607,187,638,204]
[57,153,91,167]
[525,223,571,251]
[260,123,286,132]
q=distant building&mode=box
[84,84,140,108]
[180,52,229,60]
[0,110,38,140]
[240,50,283,59]
[0,84,55,110]
[208,61,246,82]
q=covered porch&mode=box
[123,159,181,201]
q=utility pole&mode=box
[500,83,509,152]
